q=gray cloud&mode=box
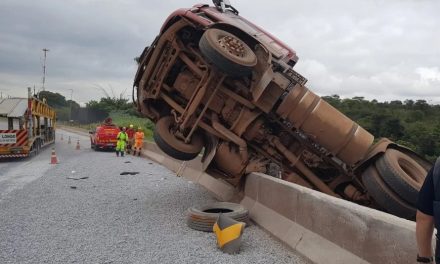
[0,0,439,104]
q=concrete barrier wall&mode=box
[57,125,90,137]
[242,173,418,264]
[142,142,238,202]
[140,142,421,264]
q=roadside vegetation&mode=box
[323,95,440,161]
[40,90,154,141]
[74,111,154,141]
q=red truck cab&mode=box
[89,118,120,150]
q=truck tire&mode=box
[153,116,204,161]
[375,149,426,205]
[199,28,257,77]
[362,166,416,220]
[187,202,249,232]
[30,141,38,156]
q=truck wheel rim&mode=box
[218,35,246,58]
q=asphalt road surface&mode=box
[0,129,308,264]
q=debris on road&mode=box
[124,161,132,163]
[69,186,77,189]
[119,172,140,175]
[213,214,245,254]
[67,176,89,180]
[187,202,248,232]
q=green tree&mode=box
[383,118,405,140]
[38,91,68,108]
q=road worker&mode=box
[126,124,135,154]
[133,127,145,156]
[116,127,129,157]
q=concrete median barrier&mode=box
[142,142,237,202]
[57,125,90,137]
[140,142,423,264]
[242,173,421,264]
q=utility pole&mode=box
[0,88,9,99]
[42,48,49,91]
[68,89,73,122]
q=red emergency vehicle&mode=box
[89,118,120,150]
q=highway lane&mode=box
[0,131,85,202]
[0,129,308,264]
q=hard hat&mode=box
[122,127,126,130]
[138,127,142,130]
[129,124,134,128]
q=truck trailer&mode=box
[0,88,56,158]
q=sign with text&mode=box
[0,133,17,144]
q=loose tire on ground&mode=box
[362,165,416,220]
[187,202,249,232]
[154,116,204,161]
[375,149,427,205]
[199,28,257,77]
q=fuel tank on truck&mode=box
[276,83,374,165]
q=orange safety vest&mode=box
[135,131,144,141]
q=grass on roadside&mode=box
[63,111,155,141]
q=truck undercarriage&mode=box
[133,3,431,220]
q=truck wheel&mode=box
[154,116,204,161]
[36,140,41,153]
[31,141,38,156]
[375,149,427,205]
[187,202,249,232]
[362,166,416,220]
[199,28,257,77]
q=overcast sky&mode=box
[0,0,439,105]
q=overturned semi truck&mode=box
[133,1,431,220]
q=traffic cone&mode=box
[68,136,71,144]
[213,214,245,254]
[50,148,58,164]
[76,140,80,150]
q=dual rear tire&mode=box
[362,149,428,219]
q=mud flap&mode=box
[201,134,218,171]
